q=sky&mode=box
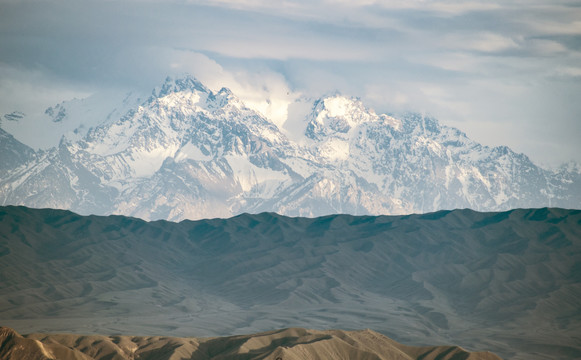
[0,0,580,168]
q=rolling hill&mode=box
[1,206,580,359]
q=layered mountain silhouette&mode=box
[1,206,580,359]
[1,76,580,220]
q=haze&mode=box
[1,0,580,167]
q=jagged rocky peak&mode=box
[0,128,37,172]
[148,75,212,112]
[397,112,444,135]
[45,102,68,123]
[558,160,581,174]
[305,95,401,140]
[0,74,580,221]
[153,75,210,98]
[306,95,372,139]
[147,75,249,116]
[205,86,234,109]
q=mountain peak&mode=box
[148,75,248,115]
[1,75,580,220]
[304,95,402,140]
[153,75,209,98]
[318,95,364,118]
[557,160,581,175]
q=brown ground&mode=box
[1,206,580,359]
[0,326,501,360]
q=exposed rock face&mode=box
[1,76,579,220]
[0,326,87,360]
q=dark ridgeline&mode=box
[1,205,580,359]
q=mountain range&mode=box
[0,326,502,360]
[1,75,580,220]
[1,206,580,359]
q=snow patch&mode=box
[318,138,350,161]
[225,154,290,195]
[175,142,213,162]
[125,144,181,178]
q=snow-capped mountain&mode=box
[1,89,146,150]
[1,75,579,220]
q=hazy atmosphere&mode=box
[2,3,581,359]
[1,0,580,167]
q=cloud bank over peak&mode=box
[0,0,580,166]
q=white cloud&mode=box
[329,0,503,15]
[0,64,92,118]
[225,70,299,129]
[460,33,521,53]
[553,66,581,78]
[528,39,568,55]
[524,20,581,36]
[144,48,300,129]
[1,0,580,166]
[195,35,375,61]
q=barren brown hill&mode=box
[1,206,580,359]
[0,326,500,360]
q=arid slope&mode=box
[0,326,501,360]
[1,206,580,359]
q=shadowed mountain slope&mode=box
[1,206,580,359]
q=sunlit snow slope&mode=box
[1,76,580,220]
